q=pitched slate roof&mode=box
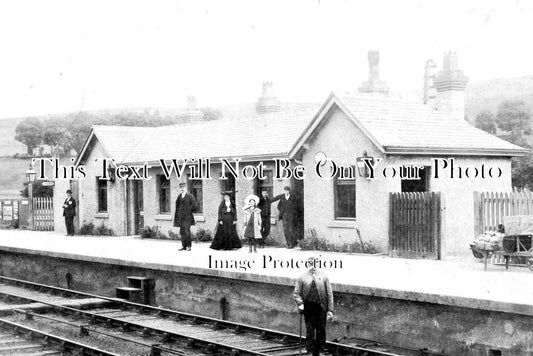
[290,92,526,156]
[76,126,153,165]
[77,103,321,165]
[77,93,526,166]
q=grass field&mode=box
[0,157,74,198]
[0,157,33,198]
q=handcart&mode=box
[470,217,533,271]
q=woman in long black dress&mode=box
[210,193,242,250]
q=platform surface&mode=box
[1,230,533,316]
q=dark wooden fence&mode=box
[32,197,54,231]
[389,192,441,259]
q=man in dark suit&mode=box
[62,189,76,236]
[272,186,301,248]
[257,188,272,248]
[294,256,334,356]
[173,182,198,251]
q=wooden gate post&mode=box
[473,191,482,238]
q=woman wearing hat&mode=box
[210,192,242,250]
[243,194,262,253]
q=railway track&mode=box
[0,276,442,356]
[0,318,120,355]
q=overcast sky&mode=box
[0,0,532,118]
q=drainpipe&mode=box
[124,179,129,235]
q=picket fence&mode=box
[32,197,54,231]
[473,191,533,235]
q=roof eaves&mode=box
[74,126,117,167]
[288,92,386,158]
[122,152,293,167]
[383,146,530,157]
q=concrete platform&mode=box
[1,230,532,317]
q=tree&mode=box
[20,181,54,198]
[15,117,43,155]
[65,112,101,154]
[474,111,497,134]
[200,107,222,121]
[43,119,73,157]
[512,154,533,190]
[495,100,531,136]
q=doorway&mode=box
[133,180,144,234]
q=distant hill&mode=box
[1,76,532,157]
[465,75,533,119]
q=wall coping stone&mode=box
[1,245,532,317]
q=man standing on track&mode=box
[293,256,334,356]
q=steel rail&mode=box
[0,275,411,356]
[0,317,121,356]
[0,288,272,356]
[13,308,187,356]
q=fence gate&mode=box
[32,197,54,231]
[389,192,441,259]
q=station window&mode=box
[401,166,430,192]
[256,170,274,197]
[334,173,356,219]
[188,177,203,214]
[157,175,171,214]
[219,172,236,202]
[97,178,108,212]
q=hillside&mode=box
[465,75,533,119]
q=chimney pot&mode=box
[187,96,198,109]
[359,50,389,94]
[178,95,204,123]
[433,52,469,121]
[256,81,281,114]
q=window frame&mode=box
[187,176,203,214]
[157,175,171,214]
[256,169,274,197]
[333,170,356,220]
[401,165,430,193]
[97,178,108,213]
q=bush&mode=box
[79,222,95,235]
[95,222,114,236]
[300,228,331,250]
[78,221,114,236]
[139,225,154,239]
[299,228,380,254]
[263,227,286,247]
[194,228,213,242]
[139,225,168,240]
[168,230,180,240]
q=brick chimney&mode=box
[255,82,281,114]
[423,59,437,107]
[358,51,389,94]
[433,52,468,120]
[178,95,204,123]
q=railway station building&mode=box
[63,52,526,258]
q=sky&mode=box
[0,0,532,118]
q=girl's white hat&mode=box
[244,194,260,206]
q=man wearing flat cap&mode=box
[271,186,302,248]
[62,189,76,236]
[173,182,198,251]
[294,256,334,356]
